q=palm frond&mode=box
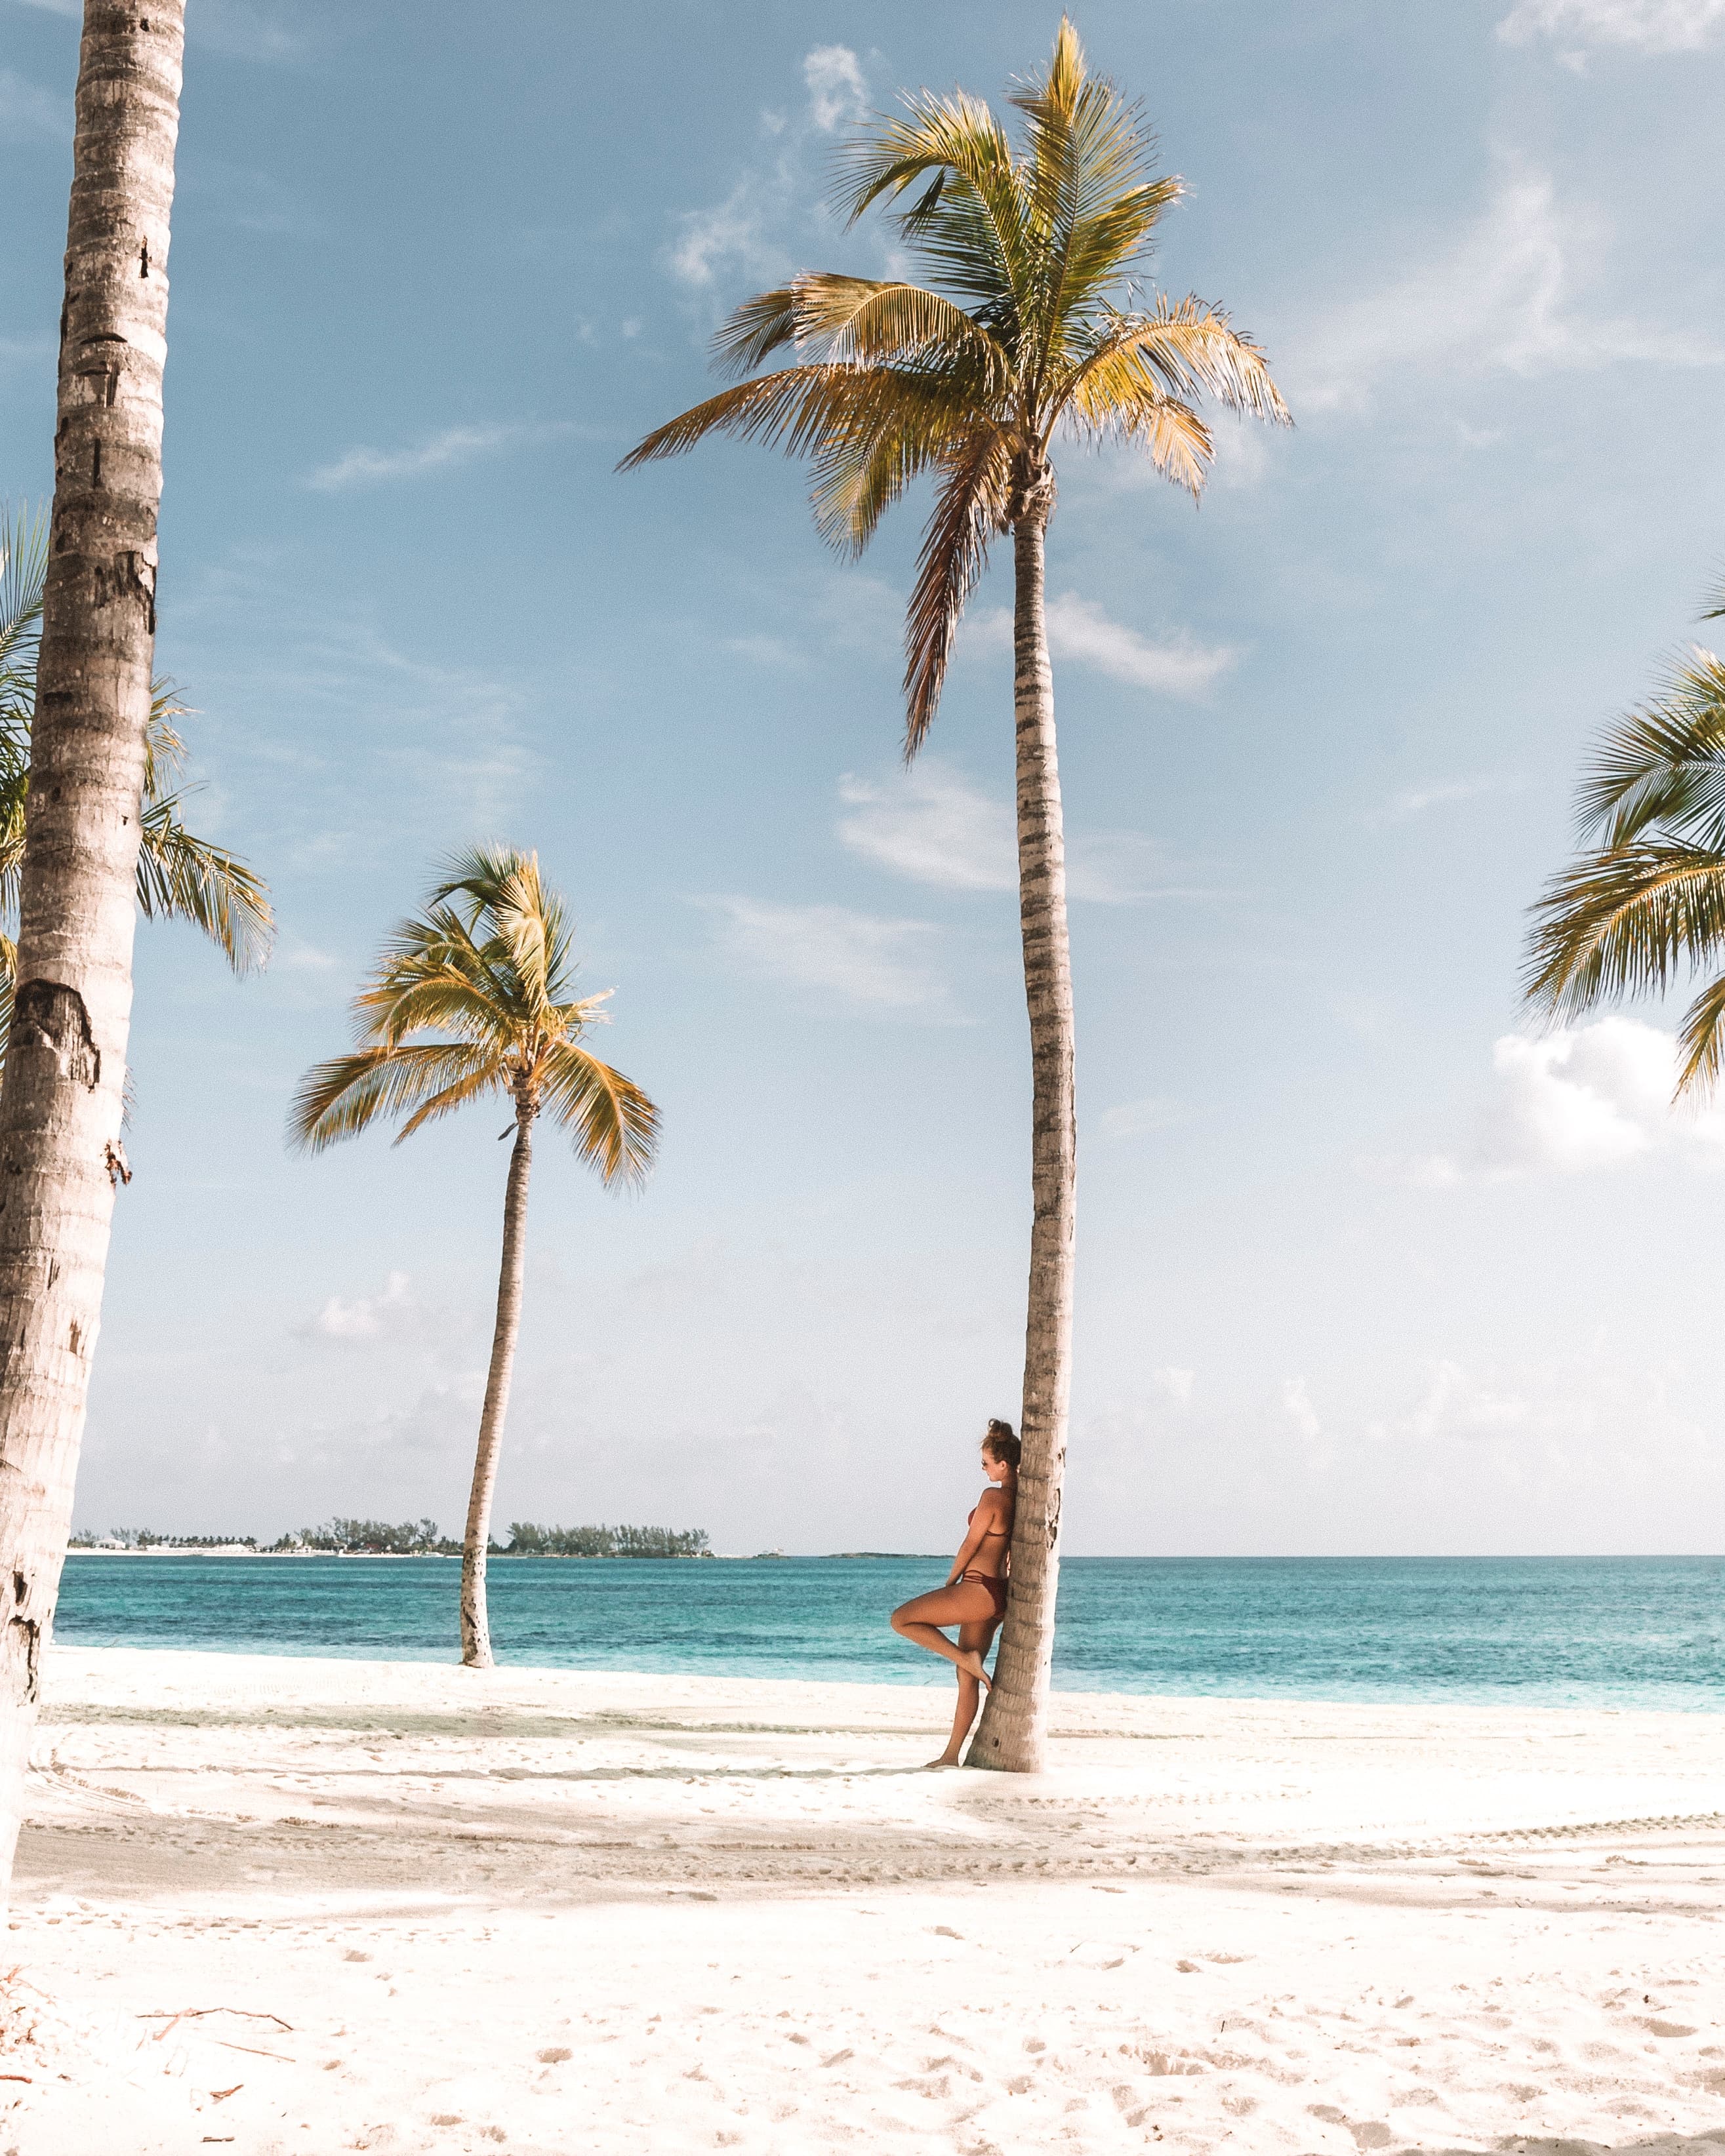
[0,740,27,927]
[288,1041,507,1153]
[710,286,805,378]
[1523,843,1725,1018]
[1061,300,1291,433]
[0,502,48,702]
[805,372,984,554]
[1572,650,1725,850]
[538,1039,660,1186]
[392,1057,516,1143]
[1701,575,1725,622]
[425,845,577,1024]
[712,275,1007,384]
[1674,966,1725,1094]
[134,793,275,974]
[620,367,901,471]
[1011,21,1181,367]
[832,91,1034,327]
[144,679,192,801]
[0,928,14,1042]
[1068,388,1212,494]
[904,430,1013,753]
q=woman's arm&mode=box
[945,1514,986,1587]
[945,1490,1005,1586]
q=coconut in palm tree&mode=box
[290,848,660,1667]
[0,504,274,1055]
[622,20,1288,1769]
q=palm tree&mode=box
[622,20,1288,1770]
[0,2,188,1904]
[0,505,274,1054]
[1525,626,1725,1092]
[289,848,660,1667]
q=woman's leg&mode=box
[930,1618,998,1767]
[891,1582,997,1693]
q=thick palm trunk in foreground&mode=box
[0,5,185,1884]
[460,1100,536,1667]
[969,483,1076,1774]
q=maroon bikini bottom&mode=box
[962,1570,1007,1618]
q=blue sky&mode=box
[5,0,1724,1553]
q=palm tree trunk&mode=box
[968,490,1075,1775]
[460,1098,535,1667]
[0,5,185,1887]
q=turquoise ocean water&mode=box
[54,1553,1725,1709]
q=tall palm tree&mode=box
[622,20,1288,1770]
[289,848,660,1667]
[0,2,187,1901]
[0,506,274,1053]
[1525,629,1725,1092]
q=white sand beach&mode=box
[3,1647,1723,2154]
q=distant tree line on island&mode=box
[70,1519,711,1559]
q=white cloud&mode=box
[1370,1360,1532,1443]
[0,68,68,142]
[1295,163,1721,411]
[724,633,801,668]
[1372,776,1528,824]
[704,896,948,1009]
[277,940,337,973]
[668,46,870,291]
[1067,831,1194,905]
[1499,0,1725,52]
[803,45,866,132]
[299,1271,414,1344]
[191,0,301,60]
[1098,1096,1187,1140]
[670,181,784,289]
[836,760,1191,906]
[306,422,577,492]
[1281,1376,1322,1440]
[1153,1366,1196,1405]
[1384,1016,1725,1185]
[969,593,1234,698]
[838,763,1015,894]
[1046,595,1236,695]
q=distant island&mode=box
[70,1518,712,1559]
[67,1523,948,1561]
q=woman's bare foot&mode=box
[956,1650,991,1693]
[923,1753,963,1768]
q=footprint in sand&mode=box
[1308,2104,1392,2149]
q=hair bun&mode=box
[983,1418,1021,1468]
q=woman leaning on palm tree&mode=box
[623,20,1288,1769]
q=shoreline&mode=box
[43,1637,1725,1715]
[28,1639,1725,1725]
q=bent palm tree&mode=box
[0,504,273,1051]
[289,848,660,1667]
[1525,639,1725,1092]
[622,20,1288,1770]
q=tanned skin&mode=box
[891,1436,1017,1767]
